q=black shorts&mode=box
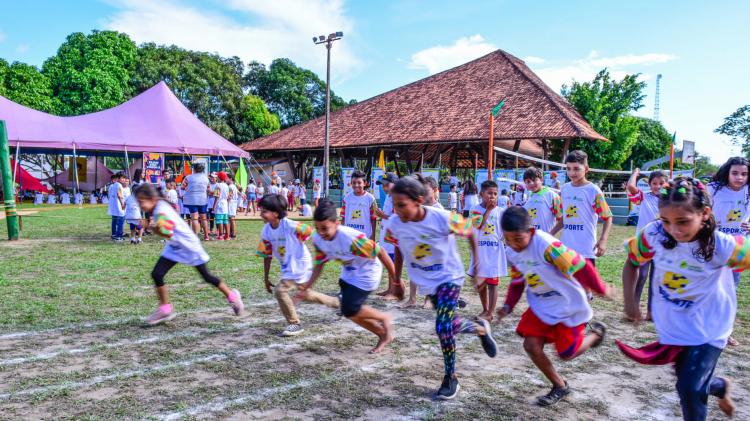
[339,279,371,317]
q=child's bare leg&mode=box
[477,282,489,317]
[486,284,498,319]
[523,336,566,387]
[402,282,418,307]
[349,306,394,353]
[155,285,170,305]
[382,279,405,301]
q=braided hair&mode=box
[657,176,716,262]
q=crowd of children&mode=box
[95,150,748,420]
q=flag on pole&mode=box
[237,157,248,190]
[378,150,386,171]
[669,132,676,178]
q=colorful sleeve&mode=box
[509,264,525,284]
[370,199,379,221]
[470,209,484,227]
[593,193,613,219]
[313,243,329,266]
[624,230,655,267]
[543,241,586,278]
[155,212,175,238]
[551,193,562,218]
[448,212,473,237]
[350,233,381,259]
[384,227,399,246]
[627,190,644,205]
[256,239,273,258]
[294,222,314,242]
[728,235,750,272]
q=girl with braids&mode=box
[620,177,747,420]
[134,183,244,325]
[384,176,497,400]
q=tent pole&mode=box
[94,153,98,195]
[0,121,20,240]
[13,142,20,205]
[72,143,80,204]
[124,146,130,179]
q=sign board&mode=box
[68,157,87,183]
[371,168,384,204]
[682,140,696,165]
[313,167,324,185]
[143,153,164,184]
[420,168,440,184]
[341,167,355,196]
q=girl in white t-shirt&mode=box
[384,176,497,400]
[313,179,322,207]
[448,184,458,212]
[621,177,744,420]
[134,183,244,325]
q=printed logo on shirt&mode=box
[482,223,496,235]
[278,246,286,259]
[726,209,742,222]
[679,260,704,273]
[413,243,432,260]
[662,271,689,294]
[526,272,544,289]
[352,210,362,219]
[565,205,578,218]
[528,208,538,219]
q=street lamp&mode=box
[313,31,343,198]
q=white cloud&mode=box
[15,44,29,54]
[523,55,545,64]
[103,0,360,80]
[529,50,678,91]
[408,34,496,74]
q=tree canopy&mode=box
[561,69,646,170]
[629,117,672,166]
[0,59,60,113]
[715,105,750,157]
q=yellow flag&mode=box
[378,150,386,171]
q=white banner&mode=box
[371,168,384,202]
[341,167,355,196]
[313,166,324,185]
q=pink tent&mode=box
[0,82,248,157]
[42,157,113,192]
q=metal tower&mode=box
[654,74,662,121]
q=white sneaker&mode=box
[144,307,177,325]
[228,289,244,316]
[280,324,304,337]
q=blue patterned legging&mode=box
[430,282,477,377]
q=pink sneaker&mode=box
[228,289,244,316]
[145,304,177,325]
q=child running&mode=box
[341,170,379,241]
[469,179,508,321]
[375,172,405,301]
[523,167,562,233]
[297,200,396,353]
[498,206,608,406]
[257,194,339,337]
[134,183,243,325]
[620,177,741,420]
[385,175,497,400]
[625,168,668,321]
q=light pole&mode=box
[313,31,343,199]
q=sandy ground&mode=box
[0,290,746,420]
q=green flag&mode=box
[492,100,505,117]
[237,157,248,190]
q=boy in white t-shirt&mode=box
[625,168,668,321]
[297,200,397,353]
[340,170,379,241]
[212,172,230,241]
[499,206,609,407]
[469,179,508,321]
[227,177,239,239]
[551,150,613,266]
[498,189,511,208]
[107,173,126,241]
[523,167,562,233]
[449,184,458,212]
[257,194,339,337]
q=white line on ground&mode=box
[156,361,386,421]
[0,331,342,400]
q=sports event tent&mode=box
[0,81,248,158]
[10,159,50,193]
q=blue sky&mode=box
[1,0,748,165]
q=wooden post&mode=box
[561,138,571,163]
[488,112,494,180]
[513,139,521,171]
[541,139,549,171]
[404,147,414,174]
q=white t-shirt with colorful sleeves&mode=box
[628,190,660,234]
[154,200,209,266]
[214,182,229,215]
[340,192,378,238]
[257,218,313,282]
[523,187,562,233]
[709,184,750,235]
[560,182,612,258]
[313,225,383,291]
[385,207,472,295]
[626,220,750,348]
[506,230,592,327]
[469,203,508,278]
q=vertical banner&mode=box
[420,168,440,184]
[475,169,489,187]
[143,152,165,184]
[68,157,87,182]
[371,168,384,204]
[341,167,355,196]
[313,166,324,186]
[495,169,516,192]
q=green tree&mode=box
[42,30,137,115]
[560,69,646,169]
[234,94,280,140]
[628,117,672,166]
[245,58,348,127]
[0,61,60,113]
[715,105,750,157]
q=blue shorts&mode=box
[248,193,257,201]
[215,214,228,225]
[185,204,208,215]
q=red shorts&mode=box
[516,309,585,358]
[478,277,499,286]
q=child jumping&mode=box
[498,206,608,406]
[385,175,497,400]
[257,194,339,337]
[297,199,396,353]
[625,168,668,321]
[523,166,562,233]
[620,177,741,420]
[469,179,508,321]
[134,183,243,325]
